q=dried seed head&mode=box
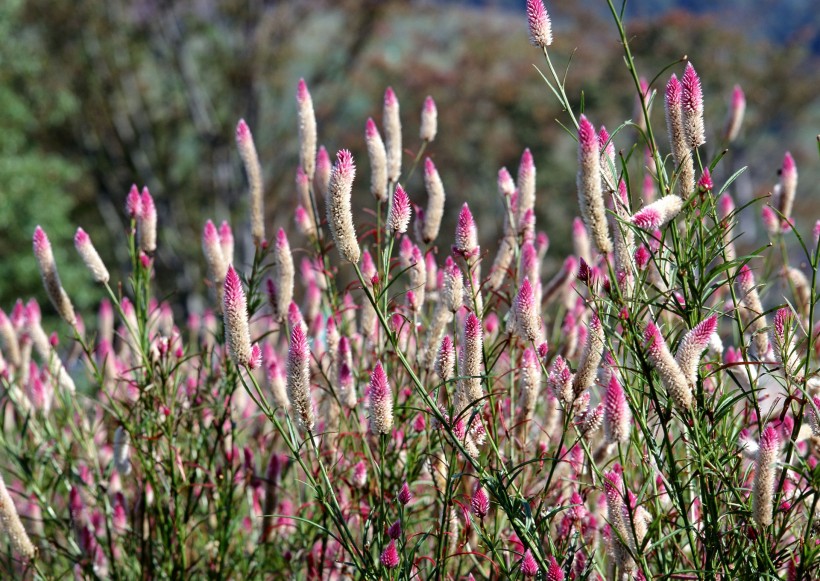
[383,87,402,182]
[365,118,388,202]
[287,324,315,433]
[326,149,361,263]
[420,96,437,142]
[223,266,252,367]
[33,226,76,326]
[577,115,612,254]
[236,119,265,246]
[527,0,553,47]
[369,361,393,435]
[296,78,317,180]
[74,228,109,284]
[387,184,412,234]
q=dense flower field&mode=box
[0,1,819,578]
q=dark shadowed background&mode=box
[1,0,818,321]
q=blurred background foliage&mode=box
[1,0,818,320]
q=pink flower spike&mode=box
[420,95,437,141]
[578,115,596,151]
[761,206,780,235]
[513,278,540,342]
[698,168,713,191]
[74,227,109,284]
[604,375,632,444]
[454,202,479,260]
[813,220,820,245]
[631,195,683,230]
[527,0,552,47]
[472,486,490,518]
[682,62,705,148]
[387,520,402,540]
[725,84,746,142]
[380,540,399,569]
[546,555,565,581]
[296,78,309,103]
[223,265,252,367]
[398,482,412,505]
[368,362,393,435]
[665,74,682,106]
[675,315,719,385]
[387,184,412,234]
[248,343,263,370]
[126,184,142,218]
[520,548,539,577]
[634,245,650,270]
[498,167,515,197]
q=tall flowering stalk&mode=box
[383,87,402,183]
[577,115,612,254]
[236,119,265,246]
[32,226,76,327]
[752,424,780,527]
[287,323,314,433]
[223,265,253,367]
[368,361,393,435]
[296,78,317,180]
[665,74,695,196]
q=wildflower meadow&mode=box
[1,0,820,579]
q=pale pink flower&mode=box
[294,205,317,240]
[236,119,265,245]
[326,149,360,263]
[761,205,780,235]
[724,84,746,142]
[420,95,437,141]
[368,362,393,435]
[365,117,388,202]
[74,227,109,284]
[779,151,797,223]
[126,184,141,218]
[223,265,252,367]
[218,221,234,265]
[644,321,692,410]
[571,313,604,398]
[455,313,485,414]
[314,145,331,199]
[675,315,719,386]
[383,87,402,182]
[736,265,770,358]
[421,158,445,244]
[598,125,617,188]
[753,424,780,527]
[271,229,295,321]
[387,184,412,234]
[527,0,552,47]
[665,74,695,195]
[513,278,540,343]
[577,115,612,254]
[0,475,36,559]
[436,335,455,381]
[33,226,76,326]
[296,78,317,179]
[631,195,683,230]
[517,148,536,224]
[287,323,315,433]
[697,167,713,191]
[203,220,227,289]
[681,62,705,148]
[453,203,479,261]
